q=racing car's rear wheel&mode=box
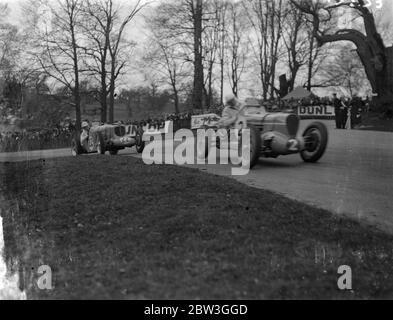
[71,138,84,156]
[237,125,261,169]
[301,122,328,163]
[135,128,145,154]
[97,134,106,155]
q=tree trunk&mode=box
[108,60,116,123]
[219,8,226,105]
[100,44,108,123]
[174,89,180,114]
[220,57,224,103]
[193,0,204,110]
[288,63,300,92]
[127,98,132,118]
[207,63,213,109]
[108,85,115,123]
[71,19,81,133]
[366,46,393,108]
[279,74,289,97]
[202,86,208,111]
[306,33,315,91]
[100,84,107,123]
[74,91,82,133]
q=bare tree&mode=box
[0,4,49,116]
[202,0,222,108]
[144,26,190,114]
[0,6,17,73]
[81,0,145,123]
[291,0,393,109]
[145,0,207,110]
[281,2,309,92]
[226,1,249,96]
[107,0,145,123]
[243,0,284,100]
[216,0,228,104]
[317,45,369,96]
[26,0,85,132]
[192,0,204,110]
[80,0,113,123]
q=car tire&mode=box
[301,122,328,163]
[71,137,84,156]
[97,134,106,155]
[135,128,145,154]
[238,125,261,169]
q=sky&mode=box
[3,0,391,28]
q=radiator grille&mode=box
[114,126,126,137]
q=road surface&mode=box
[189,121,393,234]
[1,120,393,233]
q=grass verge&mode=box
[0,156,393,299]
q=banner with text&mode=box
[191,114,221,130]
[296,105,335,119]
[126,121,173,137]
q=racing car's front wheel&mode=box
[301,122,328,163]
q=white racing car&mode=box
[71,123,145,156]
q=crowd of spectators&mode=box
[76,96,372,130]
[0,125,74,153]
[106,96,371,128]
[255,95,371,113]
[124,106,225,129]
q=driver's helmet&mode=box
[81,121,90,129]
[224,94,240,110]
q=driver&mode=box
[80,121,90,150]
[217,94,243,128]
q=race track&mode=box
[1,120,393,233]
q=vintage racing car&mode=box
[196,103,328,169]
[71,123,145,156]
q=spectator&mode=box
[340,97,350,129]
[333,93,342,129]
[350,96,364,129]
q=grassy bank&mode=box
[0,156,392,299]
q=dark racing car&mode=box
[197,104,329,169]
